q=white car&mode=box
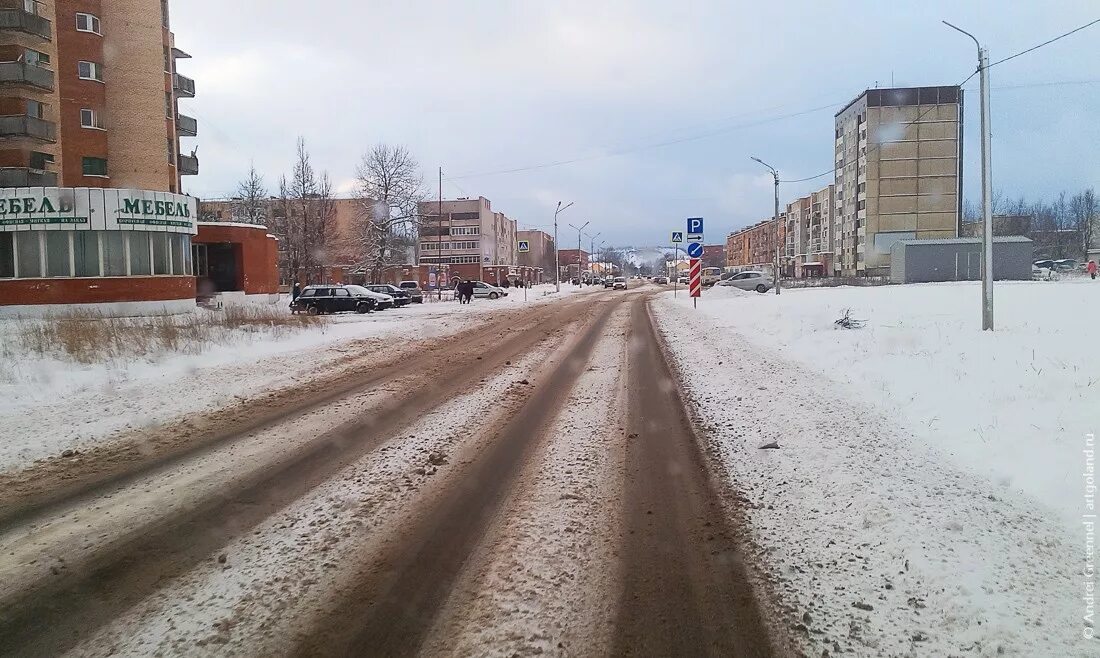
[471,281,508,299]
[718,271,774,293]
[612,276,628,290]
[345,284,396,309]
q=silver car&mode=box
[471,281,508,299]
[718,271,774,293]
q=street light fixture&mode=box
[569,221,590,282]
[945,20,994,331]
[751,156,782,295]
[553,201,574,293]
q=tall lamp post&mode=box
[945,20,994,331]
[588,231,602,273]
[553,201,573,293]
[751,156,782,295]
[569,221,590,282]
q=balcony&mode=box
[0,8,51,40]
[178,153,199,175]
[0,114,55,141]
[173,73,195,98]
[176,113,197,137]
[0,62,54,91]
[0,167,56,187]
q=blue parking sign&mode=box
[687,242,703,258]
[687,217,704,235]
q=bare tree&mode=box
[353,144,425,281]
[233,161,269,224]
[272,139,336,285]
[1071,188,1098,256]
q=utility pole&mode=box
[751,157,782,295]
[588,231,601,274]
[945,21,994,330]
[437,166,443,300]
[569,221,589,283]
[553,201,573,293]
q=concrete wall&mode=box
[890,238,1032,284]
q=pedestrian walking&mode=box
[1088,259,1097,280]
[292,281,302,301]
[461,280,474,304]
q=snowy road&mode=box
[0,285,775,657]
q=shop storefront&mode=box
[0,187,198,315]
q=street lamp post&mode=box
[751,156,782,295]
[588,231,601,273]
[945,20,994,331]
[569,221,590,282]
[553,201,573,293]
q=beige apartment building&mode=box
[783,184,836,277]
[417,196,518,281]
[0,0,197,192]
[834,86,962,276]
[516,228,554,282]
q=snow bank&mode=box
[652,280,1098,656]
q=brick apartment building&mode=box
[417,196,517,284]
[517,228,553,283]
[701,244,725,269]
[557,248,588,279]
[0,0,257,315]
[726,217,786,272]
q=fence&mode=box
[781,275,892,289]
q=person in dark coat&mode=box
[462,280,475,304]
[292,281,302,301]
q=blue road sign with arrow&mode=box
[687,242,704,258]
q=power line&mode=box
[988,17,1100,68]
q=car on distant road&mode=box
[471,281,508,299]
[678,276,689,285]
[346,284,396,310]
[718,270,774,293]
[398,281,425,303]
[613,276,628,290]
[365,284,412,307]
[291,285,376,315]
[653,276,668,284]
[603,278,614,288]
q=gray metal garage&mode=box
[890,236,1033,284]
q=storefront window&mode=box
[182,236,193,275]
[45,232,71,277]
[152,234,169,275]
[74,232,100,277]
[16,233,42,278]
[103,231,127,276]
[129,232,151,275]
[170,234,187,275]
[0,234,14,278]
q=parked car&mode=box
[603,278,614,288]
[365,284,412,307]
[1052,259,1078,272]
[718,270,774,293]
[678,276,689,285]
[398,280,425,303]
[345,284,396,310]
[613,276,628,290]
[653,276,669,284]
[471,281,508,299]
[1033,259,1056,270]
[291,285,376,315]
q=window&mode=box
[80,109,104,129]
[152,234,169,274]
[334,288,350,297]
[16,232,42,278]
[857,200,866,211]
[74,232,100,277]
[30,151,53,169]
[82,157,108,177]
[76,13,101,35]
[129,233,151,275]
[26,100,44,118]
[451,212,479,221]
[0,234,13,278]
[25,49,49,67]
[102,231,127,276]
[45,232,71,277]
[300,288,316,298]
[170,235,188,275]
[78,61,104,82]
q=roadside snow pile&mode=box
[653,280,1098,657]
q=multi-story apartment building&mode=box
[0,0,216,314]
[784,185,836,277]
[557,248,589,279]
[834,86,962,276]
[516,228,554,282]
[0,0,197,191]
[725,216,785,273]
[417,196,518,282]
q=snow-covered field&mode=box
[0,284,597,472]
[653,279,1098,656]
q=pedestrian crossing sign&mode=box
[671,232,683,243]
[518,240,530,253]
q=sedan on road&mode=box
[653,276,668,284]
[613,276,628,290]
[718,271,774,293]
[471,281,508,299]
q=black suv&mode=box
[291,285,376,315]
[366,284,412,307]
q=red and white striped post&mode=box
[689,257,702,308]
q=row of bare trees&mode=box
[964,188,1098,260]
[217,140,427,284]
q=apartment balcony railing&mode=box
[178,153,199,175]
[0,61,54,91]
[173,73,195,98]
[176,113,197,137]
[0,167,56,187]
[0,7,51,40]
[0,114,55,141]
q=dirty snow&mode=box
[0,285,600,472]
[652,280,1097,657]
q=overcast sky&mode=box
[172,0,1100,246]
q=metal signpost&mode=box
[686,218,704,308]
[671,231,683,297]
